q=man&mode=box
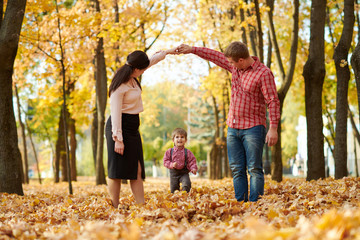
[176,42,280,202]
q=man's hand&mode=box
[191,170,197,175]
[176,44,192,54]
[265,127,278,147]
[172,162,177,168]
[114,140,124,155]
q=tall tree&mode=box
[351,0,360,158]
[348,105,360,177]
[93,0,107,185]
[0,0,26,195]
[302,0,326,181]
[349,0,360,177]
[14,84,28,184]
[22,0,89,184]
[55,0,72,193]
[25,119,42,184]
[333,0,354,179]
[254,0,264,62]
[266,0,299,182]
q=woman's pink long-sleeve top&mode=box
[110,51,167,142]
[163,146,198,172]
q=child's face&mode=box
[173,134,187,148]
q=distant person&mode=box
[106,48,177,208]
[163,128,198,193]
[198,160,207,178]
[176,42,280,202]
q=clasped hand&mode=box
[163,44,192,55]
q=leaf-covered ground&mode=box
[1,176,360,239]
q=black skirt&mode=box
[105,114,145,180]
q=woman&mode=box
[106,48,176,208]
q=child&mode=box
[163,128,198,193]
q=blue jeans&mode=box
[227,126,266,202]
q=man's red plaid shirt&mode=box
[192,47,280,129]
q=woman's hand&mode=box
[165,47,180,55]
[114,140,124,155]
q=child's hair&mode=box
[172,128,187,140]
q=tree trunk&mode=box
[352,0,360,135]
[60,108,69,182]
[351,46,360,135]
[333,0,354,179]
[266,0,285,80]
[112,0,120,66]
[354,134,359,177]
[65,80,77,181]
[216,145,222,179]
[208,95,223,179]
[266,0,299,182]
[264,33,272,175]
[26,121,41,184]
[94,0,107,185]
[69,117,77,181]
[246,0,258,56]
[254,0,263,62]
[264,117,271,175]
[55,108,65,183]
[351,44,360,178]
[0,0,26,195]
[266,32,272,68]
[348,106,360,177]
[208,143,217,180]
[271,101,283,182]
[14,84,28,184]
[91,108,98,169]
[239,6,247,45]
[54,0,72,194]
[302,0,326,181]
[222,87,230,178]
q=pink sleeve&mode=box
[163,149,172,169]
[186,150,198,172]
[148,51,167,68]
[110,86,126,142]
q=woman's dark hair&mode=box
[109,50,150,97]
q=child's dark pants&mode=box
[169,168,191,193]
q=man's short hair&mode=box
[224,41,250,61]
[172,128,187,140]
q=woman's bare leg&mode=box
[108,178,121,208]
[130,161,145,204]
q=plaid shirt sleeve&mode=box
[260,70,280,128]
[192,47,233,72]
